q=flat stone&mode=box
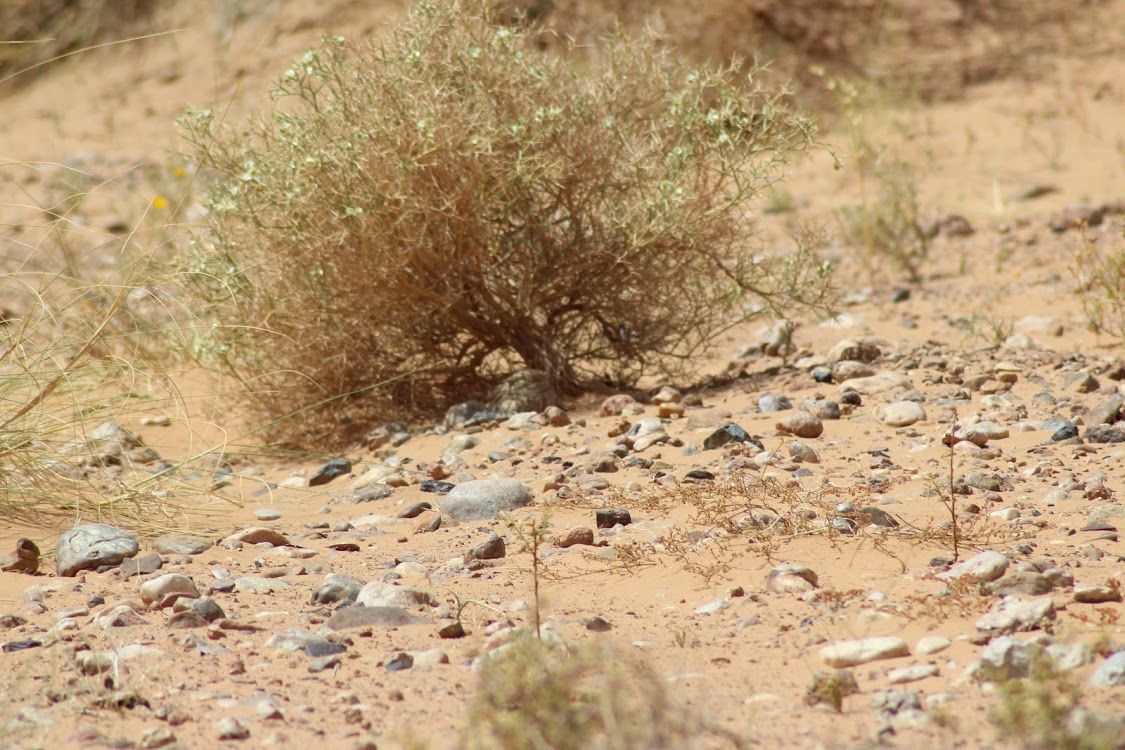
[1073,584,1122,604]
[326,605,426,630]
[310,573,364,605]
[915,637,951,656]
[878,401,926,427]
[820,637,910,668]
[887,664,939,684]
[441,479,532,521]
[554,528,595,548]
[56,523,140,577]
[837,372,911,396]
[119,553,163,578]
[937,551,1009,583]
[225,527,290,547]
[232,576,291,593]
[152,534,213,556]
[975,596,1056,635]
[986,571,1053,597]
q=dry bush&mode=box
[1073,226,1125,340]
[526,0,1109,104]
[0,0,154,86]
[179,0,834,447]
[462,636,744,750]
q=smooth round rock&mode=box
[56,523,140,577]
[441,479,532,521]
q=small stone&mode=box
[777,412,823,439]
[152,534,212,556]
[583,616,613,632]
[167,611,209,629]
[788,442,820,463]
[1084,424,1125,443]
[767,564,818,593]
[0,538,40,574]
[311,573,364,605]
[357,581,435,610]
[488,369,557,414]
[936,551,1009,583]
[397,501,434,518]
[855,506,898,528]
[600,394,642,417]
[758,393,792,412]
[1050,422,1079,442]
[887,664,939,684]
[975,636,1042,682]
[554,528,595,548]
[828,338,880,363]
[703,423,761,451]
[819,637,910,668]
[310,458,353,487]
[386,652,414,672]
[877,401,926,427]
[56,523,139,577]
[1073,584,1122,604]
[254,509,282,521]
[975,596,1056,636]
[438,622,466,639]
[214,717,250,741]
[466,534,506,561]
[140,574,200,606]
[1089,651,1125,687]
[226,527,289,547]
[915,637,951,656]
[595,509,631,528]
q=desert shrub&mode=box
[1073,225,1125,340]
[461,636,743,750]
[839,160,928,284]
[178,0,834,446]
[0,0,154,86]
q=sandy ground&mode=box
[2,1,1125,748]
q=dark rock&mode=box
[419,480,455,495]
[595,509,632,528]
[583,616,613,632]
[438,622,466,639]
[310,458,353,487]
[839,391,862,406]
[167,611,210,629]
[684,469,715,481]
[466,534,506,561]
[856,507,899,528]
[1,640,42,652]
[386,652,414,672]
[703,423,762,451]
[1050,422,1079,442]
[119,553,163,578]
[341,484,395,504]
[397,502,435,518]
[304,641,347,658]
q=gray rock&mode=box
[878,401,926,427]
[56,523,139,577]
[188,596,225,623]
[356,581,435,609]
[1084,424,1125,443]
[976,596,1056,635]
[703,423,761,451]
[1085,396,1123,426]
[309,457,353,487]
[311,573,364,605]
[152,533,212,556]
[758,393,792,412]
[856,506,899,528]
[974,636,1042,682]
[937,551,1009,583]
[232,576,291,593]
[326,606,425,630]
[1046,641,1094,672]
[264,629,330,652]
[443,401,484,430]
[788,442,820,463]
[441,479,532,521]
[986,571,1053,597]
[214,717,250,741]
[489,369,557,414]
[820,637,910,667]
[886,664,939,684]
[1089,651,1125,687]
[915,636,951,655]
[61,420,160,467]
[828,338,881,363]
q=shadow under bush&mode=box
[179,0,834,447]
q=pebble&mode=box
[441,479,532,521]
[595,508,632,528]
[466,534,506,561]
[214,717,250,740]
[140,574,200,606]
[819,637,910,667]
[310,458,353,486]
[152,534,212,556]
[758,393,792,412]
[311,573,364,605]
[1073,584,1122,604]
[225,527,290,547]
[887,664,939,684]
[788,442,820,463]
[554,528,596,548]
[767,564,818,593]
[915,636,951,656]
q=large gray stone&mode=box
[488,369,558,414]
[441,479,532,521]
[56,523,139,577]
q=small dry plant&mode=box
[178,0,835,447]
[462,637,744,750]
[989,655,1119,750]
[1072,224,1125,340]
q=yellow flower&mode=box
[152,196,169,210]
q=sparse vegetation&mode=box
[1073,225,1125,340]
[989,655,1119,750]
[178,0,834,446]
[463,637,743,750]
